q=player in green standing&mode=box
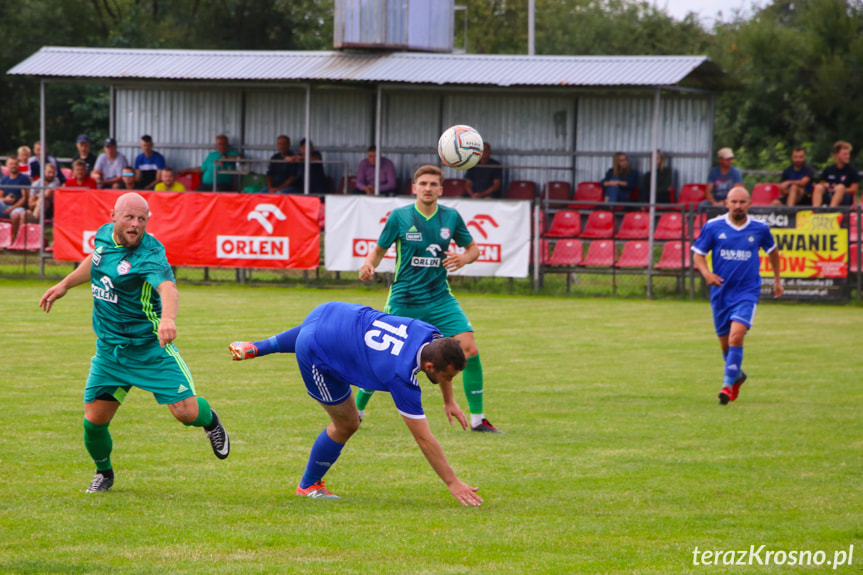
[357,164,501,432]
[39,192,230,493]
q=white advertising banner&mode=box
[324,196,531,277]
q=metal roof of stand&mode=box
[8,47,721,89]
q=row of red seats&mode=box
[544,210,705,240]
[541,239,691,270]
[0,222,44,250]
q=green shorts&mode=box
[384,296,473,337]
[84,339,196,405]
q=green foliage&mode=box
[3,280,863,573]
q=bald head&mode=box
[727,185,750,202]
[725,185,751,223]
[112,193,150,248]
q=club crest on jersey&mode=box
[117,260,131,275]
[440,227,451,240]
[747,235,755,243]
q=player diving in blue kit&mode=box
[229,302,483,506]
[692,186,784,405]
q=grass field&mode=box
[2,279,862,574]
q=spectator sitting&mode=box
[602,152,638,203]
[120,167,138,190]
[94,138,130,189]
[10,162,59,242]
[776,146,815,206]
[353,145,397,196]
[154,167,186,192]
[812,141,859,207]
[178,134,240,192]
[0,157,32,219]
[29,141,66,184]
[283,139,327,194]
[134,135,166,190]
[68,159,99,189]
[466,143,502,199]
[265,135,297,193]
[72,134,97,172]
[17,146,32,175]
[638,150,672,205]
[702,147,742,208]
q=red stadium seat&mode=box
[543,181,571,202]
[580,210,615,239]
[850,243,862,273]
[8,224,42,250]
[0,222,11,248]
[615,241,650,268]
[177,172,201,192]
[442,178,469,197]
[338,176,357,194]
[547,239,583,266]
[688,213,707,239]
[546,210,581,238]
[569,182,603,209]
[61,168,73,180]
[615,212,650,239]
[848,210,861,243]
[654,212,684,240]
[655,241,692,269]
[751,183,780,206]
[583,240,615,267]
[506,180,536,200]
[677,184,707,210]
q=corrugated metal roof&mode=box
[7,47,715,88]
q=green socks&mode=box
[355,388,375,410]
[463,354,484,414]
[83,419,113,472]
[183,396,214,427]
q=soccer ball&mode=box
[438,125,483,170]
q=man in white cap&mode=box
[703,147,743,207]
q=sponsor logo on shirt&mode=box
[720,249,753,261]
[92,246,103,266]
[426,244,442,257]
[92,276,118,304]
[411,256,441,267]
[719,233,727,239]
[406,232,422,241]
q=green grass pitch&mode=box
[2,279,862,574]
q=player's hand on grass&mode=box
[39,284,67,313]
[444,400,469,430]
[443,251,469,273]
[448,480,483,507]
[158,318,176,347]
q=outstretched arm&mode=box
[39,255,93,312]
[402,415,483,506]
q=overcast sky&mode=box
[657,0,758,26]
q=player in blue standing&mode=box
[229,302,483,506]
[356,164,501,432]
[692,186,784,405]
[39,192,230,493]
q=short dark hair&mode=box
[141,135,153,143]
[367,145,376,152]
[422,337,467,373]
[72,159,86,169]
[413,164,442,184]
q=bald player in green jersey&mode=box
[40,192,230,493]
[357,164,501,432]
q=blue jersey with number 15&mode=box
[305,302,441,416]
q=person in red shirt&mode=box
[68,159,98,188]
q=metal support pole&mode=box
[375,85,382,196]
[39,80,46,276]
[533,204,541,291]
[528,0,535,56]
[304,84,311,195]
[646,87,661,298]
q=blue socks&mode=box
[723,346,743,387]
[254,326,302,356]
[299,429,345,489]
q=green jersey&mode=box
[377,203,473,307]
[89,223,175,346]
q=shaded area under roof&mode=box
[8,47,722,89]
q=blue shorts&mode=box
[294,309,353,406]
[713,300,757,337]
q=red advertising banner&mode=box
[53,189,321,269]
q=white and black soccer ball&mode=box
[437,125,483,170]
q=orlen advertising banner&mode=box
[53,189,320,269]
[324,196,530,277]
[759,210,847,300]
